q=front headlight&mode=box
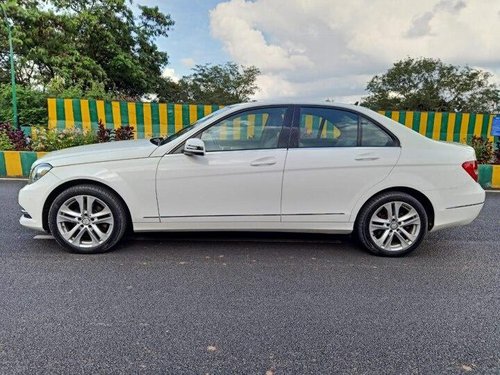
[28,163,52,184]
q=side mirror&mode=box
[183,138,205,156]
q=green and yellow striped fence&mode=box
[0,151,47,178]
[379,110,497,143]
[48,98,222,138]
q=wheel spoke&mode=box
[56,194,114,249]
[398,227,416,243]
[384,203,393,219]
[393,202,402,220]
[394,230,410,247]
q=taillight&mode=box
[462,160,478,182]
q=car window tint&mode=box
[200,107,287,152]
[297,107,358,148]
[360,117,395,147]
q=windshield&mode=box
[158,105,236,145]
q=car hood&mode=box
[34,139,158,167]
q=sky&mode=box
[140,0,500,103]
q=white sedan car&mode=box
[19,102,485,256]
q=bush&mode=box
[0,131,13,150]
[0,123,30,151]
[31,127,97,152]
[468,135,494,164]
[96,120,134,143]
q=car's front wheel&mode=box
[48,184,128,254]
[356,192,428,256]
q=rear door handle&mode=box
[250,156,277,166]
[355,156,379,161]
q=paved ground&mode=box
[0,180,499,374]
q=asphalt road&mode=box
[0,180,499,374]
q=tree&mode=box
[0,0,174,99]
[158,62,260,104]
[361,57,500,112]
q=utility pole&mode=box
[1,3,18,129]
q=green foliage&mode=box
[0,122,30,150]
[362,57,500,112]
[0,84,47,126]
[158,62,261,104]
[31,127,97,151]
[0,0,174,98]
[467,135,494,164]
[0,131,13,150]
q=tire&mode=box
[355,192,428,257]
[48,184,128,254]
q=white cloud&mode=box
[209,0,500,102]
[181,57,196,68]
[161,67,180,82]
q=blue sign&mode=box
[492,116,500,136]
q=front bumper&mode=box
[18,171,61,232]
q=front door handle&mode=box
[250,156,277,166]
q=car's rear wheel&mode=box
[356,192,428,256]
[48,184,127,254]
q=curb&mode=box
[1,150,499,189]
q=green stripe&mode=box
[72,99,82,128]
[441,112,449,140]
[478,164,492,189]
[151,102,160,136]
[20,152,37,176]
[182,104,190,127]
[398,112,406,125]
[212,104,219,114]
[105,101,114,129]
[467,113,476,142]
[135,102,144,136]
[120,102,129,126]
[453,113,462,142]
[89,100,99,129]
[413,112,421,133]
[426,112,435,138]
[56,99,65,129]
[167,104,175,135]
[481,114,490,138]
[0,152,6,177]
[240,113,248,140]
[197,105,205,121]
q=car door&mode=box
[156,106,292,224]
[281,106,401,223]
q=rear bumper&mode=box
[428,183,485,231]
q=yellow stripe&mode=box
[446,113,456,142]
[459,113,469,143]
[47,98,57,128]
[248,114,255,139]
[419,112,428,136]
[305,115,313,135]
[390,111,399,122]
[96,100,106,126]
[378,110,385,115]
[127,103,137,139]
[4,151,22,177]
[189,104,197,124]
[112,101,121,129]
[159,103,167,136]
[233,116,241,140]
[36,152,47,158]
[405,111,414,130]
[486,115,494,142]
[174,104,183,132]
[473,114,483,137]
[64,99,74,128]
[492,166,500,189]
[143,102,152,138]
[80,99,91,132]
[204,105,212,116]
[432,112,442,140]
